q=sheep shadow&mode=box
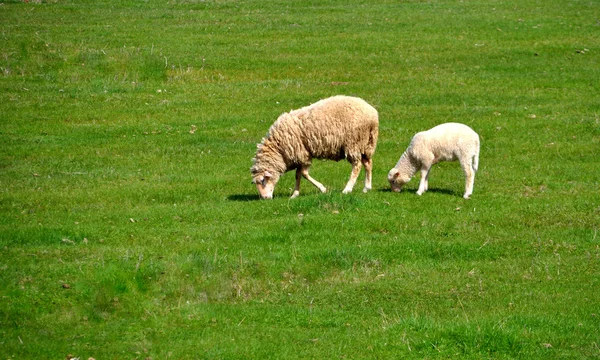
[229,188,458,201]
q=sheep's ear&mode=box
[264,171,273,179]
[393,172,400,179]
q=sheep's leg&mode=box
[416,167,430,196]
[361,157,373,193]
[343,160,363,194]
[461,158,475,199]
[301,165,327,194]
[291,168,302,198]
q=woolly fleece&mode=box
[252,95,379,198]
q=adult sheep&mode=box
[387,122,480,199]
[251,95,379,199]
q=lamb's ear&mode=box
[264,171,273,179]
[393,172,400,179]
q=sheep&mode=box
[387,122,480,199]
[251,95,379,199]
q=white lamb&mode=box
[251,95,379,199]
[387,122,480,199]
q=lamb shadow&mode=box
[227,194,259,202]
[427,188,458,196]
[376,187,458,196]
[376,188,395,193]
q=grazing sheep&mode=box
[387,122,480,199]
[251,95,379,199]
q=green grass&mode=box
[1,0,599,358]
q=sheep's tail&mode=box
[365,122,379,158]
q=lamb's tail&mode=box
[472,152,479,172]
[472,136,480,172]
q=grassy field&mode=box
[1,0,599,358]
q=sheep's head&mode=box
[388,168,410,193]
[251,137,284,199]
[252,170,278,199]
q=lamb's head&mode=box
[252,170,280,200]
[388,168,411,193]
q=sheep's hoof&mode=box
[342,188,352,194]
[362,187,371,193]
[416,191,423,196]
[463,194,471,199]
[290,191,300,199]
[319,187,327,194]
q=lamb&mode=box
[387,122,480,199]
[251,95,379,199]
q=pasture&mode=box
[1,0,599,358]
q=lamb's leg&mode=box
[343,160,363,194]
[416,167,430,196]
[291,168,302,198]
[461,157,475,199]
[361,157,373,193]
[301,165,327,194]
